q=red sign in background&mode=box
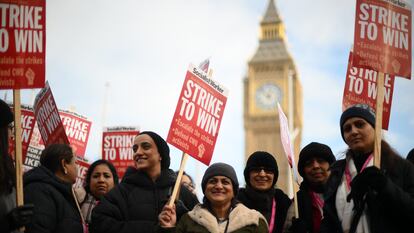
[343,52,395,129]
[102,127,139,179]
[34,82,69,146]
[0,0,46,89]
[353,0,411,79]
[167,64,228,165]
[74,156,90,189]
[8,104,35,162]
[60,110,92,157]
[23,123,44,171]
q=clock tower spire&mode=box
[243,0,303,194]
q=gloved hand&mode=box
[289,217,308,233]
[347,166,387,209]
[7,204,34,230]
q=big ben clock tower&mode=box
[243,0,303,193]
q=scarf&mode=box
[335,154,372,233]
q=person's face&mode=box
[205,176,234,206]
[303,157,331,185]
[65,156,78,184]
[132,134,161,173]
[181,174,195,194]
[343,117,375,154]
[249,167,275,191]
[89,164,115,198]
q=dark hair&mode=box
[40,144,74,173]
[407,148,414,164]
[0,126,15,194]
[175,171,194,184]
[84,159,119,193]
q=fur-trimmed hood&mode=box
[187,203,268,233]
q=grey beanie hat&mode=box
[340,104,375,142]
[201,163,239,196]
[138,131,170,169]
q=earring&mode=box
[64,169,68,175]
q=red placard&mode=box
[167,64,228,165]
[33,82,69,146]
[102,126,139,179]
[0,0,46,89]
[343,52,395,129]
[60,110,92,157]
[74,156,90,189]
[353,0,411,79]
[8,104,35,162]
[23,122,44,171]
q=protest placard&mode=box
[102,126,139,178]
[23,122,44,171]
[343,52,395,129]
[34,82,69,146]
[167,64,228,165]
[60,110,92,157]
[8,104,35,161]
[74,156,90,189]
[0,0,46,89]
[353,0,411,79]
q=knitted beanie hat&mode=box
[0,99,13,127]
[298,142,336,177]
[201,162,239,196]
[340,104,375,141]
[138,131,170,170]
[244,151,278,187]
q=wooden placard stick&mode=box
[374,72,385,168]
[168,152,189,207]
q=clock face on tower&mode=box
[255,83,282,110]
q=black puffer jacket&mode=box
[23,166,83,233]
[238,186,291,233]
[321,155,414,233]
[90,168,199,233]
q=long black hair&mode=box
[0,125,15,195]
[84,159,119,194]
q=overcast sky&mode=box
[2,0,414,193]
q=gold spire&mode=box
[260,0,285,41]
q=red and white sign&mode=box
[0,0,46,89]
[8,104,36,162]
[277,103,299,184]
[167,64,228,165]
[102,126,139,179]
[353,0,412,79]
[60,110,92,157]
[34,82,69,146]
[74,156,90,189]
[23,122,44,171]
[343,52,395,129]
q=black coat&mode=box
[90,168,199,233]
[238,186,291,233]
[296,182,318,233]
[23,166,83,233]
[320,156,414,233]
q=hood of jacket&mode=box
[23,166,73,196]
[188,203,268,233]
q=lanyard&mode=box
[345,154,373,191]
[269,198,276,233]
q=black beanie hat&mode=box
[298,142,336,177]
[407,148,414,164]
[138,131,170,170]
[0,99,13,127]
[202,162,239,196]
[340,104,375,142]
[244,151,278,187]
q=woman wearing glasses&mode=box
[238,151,292,233]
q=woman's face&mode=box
[65,156,78,184]
[249,167,275,191]
[205,176,234,206]
[343,117,375,154]
[181,174,195,194]
[89,164,115,198]
[132,134,161,172]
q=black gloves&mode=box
[347,166,387,210]
[290,217,308,233]
[7,204,34,230]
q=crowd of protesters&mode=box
[2,98,414,233]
